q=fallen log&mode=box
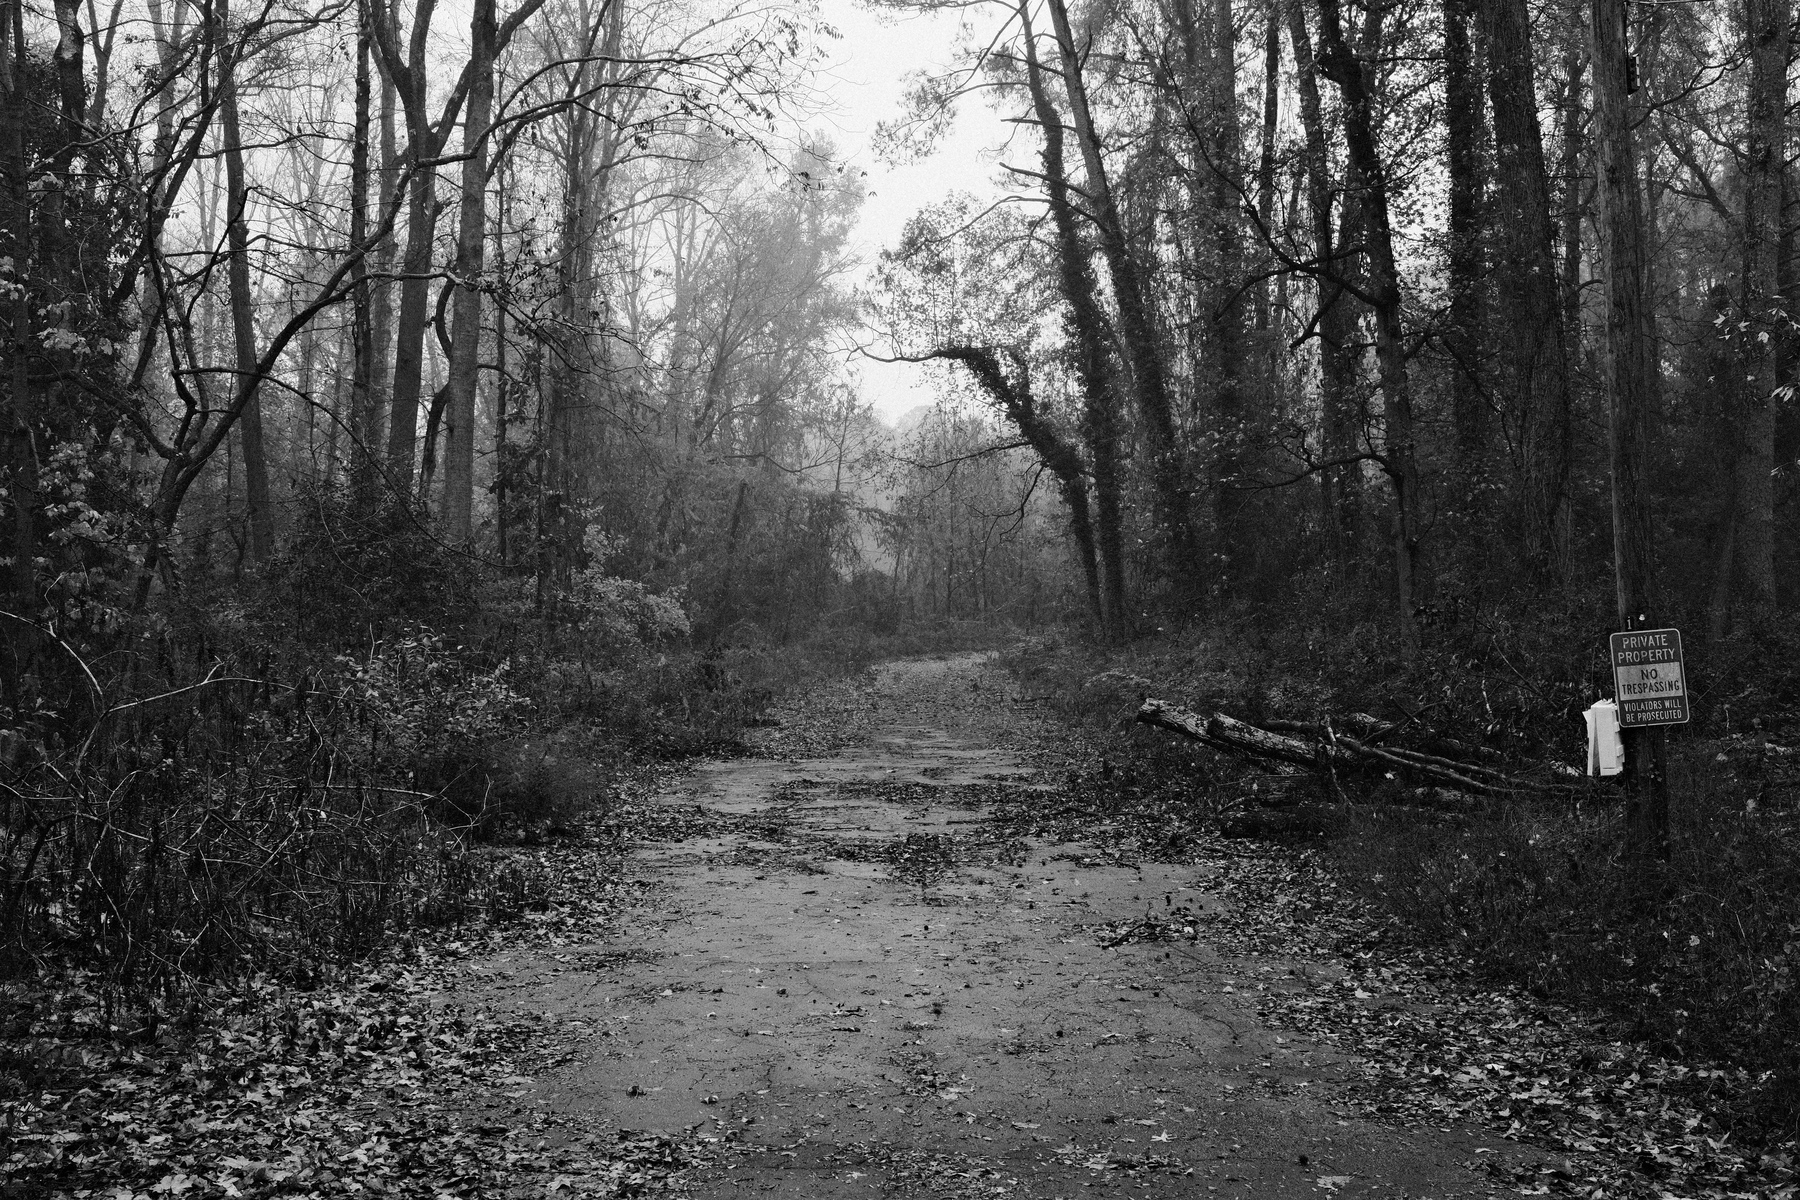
[1340,739,1517,784]
[1136,698,1543,796]
[1332,735,1516,795]
[1259,713,1503,763]
[1137,700,1328,769]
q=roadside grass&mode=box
[1002,623,1800,1144]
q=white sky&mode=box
[815,0,1019,423]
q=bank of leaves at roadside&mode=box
[1177,835,1799,1199]
[1266,959,1796,1198]
[1,831,695,1199]
[2,972,705,1200]
[5,958,535,1198]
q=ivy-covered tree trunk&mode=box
[1020,1,1127,637]
[1,0,37,628]
[933,346,1105,631]
[1044,0,1197,596]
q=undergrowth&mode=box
[0,490,1004,1029]
[1336,780,1800,1140]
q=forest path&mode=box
[449,652,1513,1199]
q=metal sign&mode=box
[1608,628,1689,727]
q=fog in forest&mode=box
[5,0,1800,1189]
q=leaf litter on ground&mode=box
[16,654,1799,1200]
[1160,836,1800,1199]
[0,767,714,1200]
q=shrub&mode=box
[265,488,476,648]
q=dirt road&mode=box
[451,653,1510,1198]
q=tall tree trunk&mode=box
[370,21,398,460]
[349,0,377,497]
[1251,0,1284,428]
[45,0,82,289]
[1044,0,1196,592]
[539,57,602,603]
[1636,0,1667,432]
[1735,0,1787,609]
[1592,0,1668,854]
[1315,0,1422,657]
[1173,0,1248,580]
[1210,0,1248,582]
[545,0,622,593]
[441,0,496,543]
[376,0,445,500]
[385,148,436,496]
[1289,0,1362,564]
[132,0,187,456]
[540,98,592,601]
[2,0,42,723]
[1779,161,1800,605]
[325,334,345,479]
[1443,0,1485,470]
[1556,50,1587,345]
[218,0,274,561]
[298,303,317,477]
[373,0,546,503]
[1254,0,1281,334]
[1020,1,1127,637]
[1483,0,1575,580]
[493,158,512,567]
[2,0,38,636]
